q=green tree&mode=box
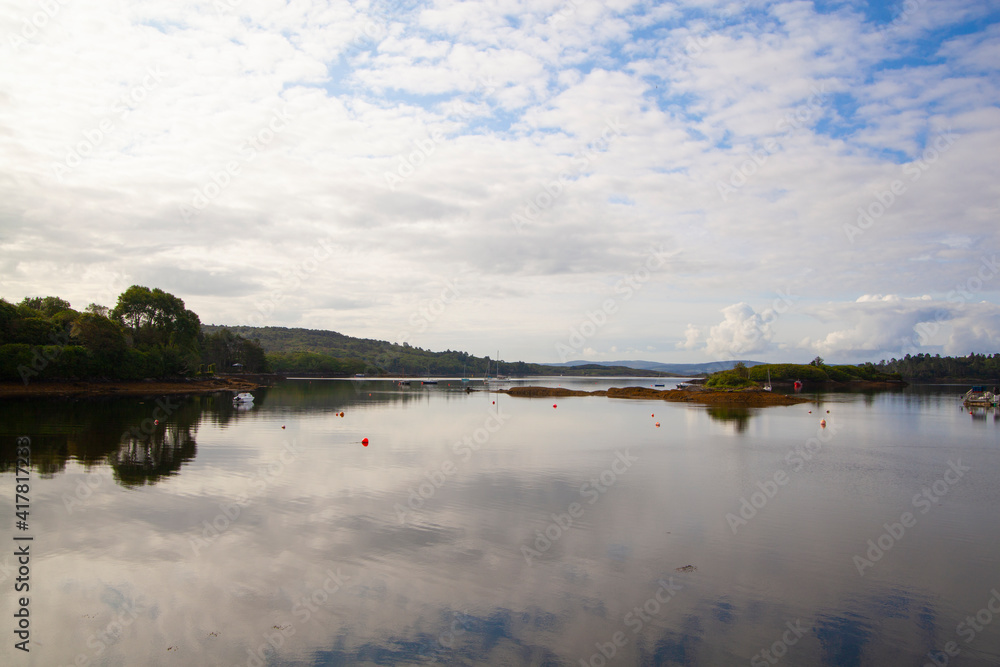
[72,313,127,360]
[112,286,201,350]
[19,296,72,317]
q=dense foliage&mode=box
[0,289,267,382]
[875,353,1000,381]
[705,361,756,388]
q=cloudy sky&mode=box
[1,0,998,365]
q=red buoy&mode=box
[553,404,557,408]
[362,438,369,446]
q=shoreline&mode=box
[503,386,810,406]
[0,377,261,399]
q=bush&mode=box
[706,370,757,388]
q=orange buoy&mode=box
[655,422,660,427]
[820,419,826,427]
[340,412,345,417]
[362,438,369,446]
[281,425,285,429]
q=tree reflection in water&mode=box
[112,422,198,487]
[705,405,753,433]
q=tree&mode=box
[111,286,201,350]
[85,303,110,318]
[733,361,749,379]
[72,313,127,360]
[19,296,72,317]
[810,356,824,367]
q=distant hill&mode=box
[548,359,765,375]
[201,325,670,377]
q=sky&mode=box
[1,0,999,365]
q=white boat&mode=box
[763,370,772,391]
[484,352,510,386]
[233,392,254,404]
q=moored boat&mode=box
[962,386,997,407]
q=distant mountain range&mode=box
[547,359,766,375]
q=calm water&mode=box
[1,379,999,666]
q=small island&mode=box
[503,385,809,406]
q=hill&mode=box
[200,325,670,377]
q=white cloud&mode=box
[0,0,997,362]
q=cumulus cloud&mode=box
[801,295,1000,360]
[682,302,777,358]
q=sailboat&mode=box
[484,352,510,387]
[763,369,772,392]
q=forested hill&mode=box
[200,325,668,377]
[876,353,1000,382]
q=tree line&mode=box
[875,353,1000,381]
[0,287,267,382]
